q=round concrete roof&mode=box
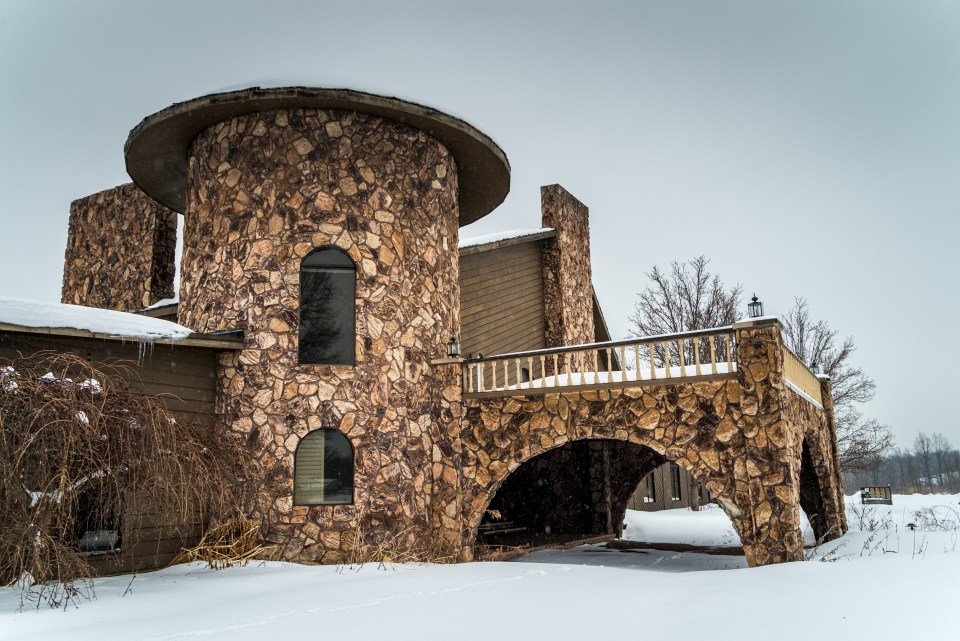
[124,87,511,226]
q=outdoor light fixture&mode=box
[811,362,822,375]
[747,294,764,318]
[446,336,461,358]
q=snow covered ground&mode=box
[3,494,957,640]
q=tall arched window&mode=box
[299,247,356,365]
[294,429,354,505]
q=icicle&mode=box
[135,340,156,365]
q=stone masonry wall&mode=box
[179,108,463,562]
[789,380,847,541]
[61,183,177,311]
[460,320,846,566]
[540,185,594,348]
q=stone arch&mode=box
[461,391,756,556]
[798,423,847,543]
[474,437,668,547]
[798,438,827,540]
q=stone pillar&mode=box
[817,376,848,536]
[540,185,595,348]
[61,183,177,311]
[180,108,463,562]
[730,318,805,566]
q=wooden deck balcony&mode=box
[461,324,824,406]
[462,327,737,398]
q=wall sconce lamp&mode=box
[446,336,461,358]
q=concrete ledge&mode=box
[125,86,511,226]
[732,316,783,330]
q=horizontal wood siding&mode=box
[0,330,223,574]
[0,332,219,427]
[460,240,547,365]
[626,463,710,513]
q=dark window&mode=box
[299,247,356,365]
[642,472,656,504]
[670,463,682,501]
[520,367,531,384]
[74,485,121,556]
[294,429,354,505]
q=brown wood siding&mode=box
[460,240,547,359]
[626,463,711,513]
[0,332,218,427]
[0,330,223,575]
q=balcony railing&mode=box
[462,327,738,397]
[782,348,824,406]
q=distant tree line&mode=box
[844,432,960,494]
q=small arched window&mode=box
[299,247,356,365]
[294,429,354,505]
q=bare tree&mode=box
[931,433,952,490]
[628,256,742,366]
[631,262,893,472]
[629,256,743,510]
[781,298,893,471]
[629,255,743,336]
[913,432,935,491]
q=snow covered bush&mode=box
[0,352,258,606]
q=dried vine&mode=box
[0,351,259,603]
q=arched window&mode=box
[299,247,356,365]
[294,429,354,505]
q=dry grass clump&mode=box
[172,519,271,569]
[0,352,257,606]
[341,507,462,567]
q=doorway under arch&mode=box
[476,438,669,550]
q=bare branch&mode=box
[782,298,890,470]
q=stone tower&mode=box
[124,88,510,561]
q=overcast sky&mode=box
[1,0,958,448]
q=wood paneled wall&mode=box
[0,331,224,574]
[460,240,547,358]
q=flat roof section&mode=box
[125,87,511,226]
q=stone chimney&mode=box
[540,184,595,347]
[61,183,177,311]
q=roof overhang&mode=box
[0,322,244,350]
[125,86,511,226]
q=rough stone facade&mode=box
[459,319,847,566]
[178,108,464,561]
[540,185,594,348]
[61,183,177,311]
[793,378,848,540]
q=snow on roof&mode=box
[458,227,554,249]
[143,297,179,311]
[0,296,193,340]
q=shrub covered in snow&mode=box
[0,352,259,607]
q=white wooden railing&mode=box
[462,327,738,396]
[782,348,824,406]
